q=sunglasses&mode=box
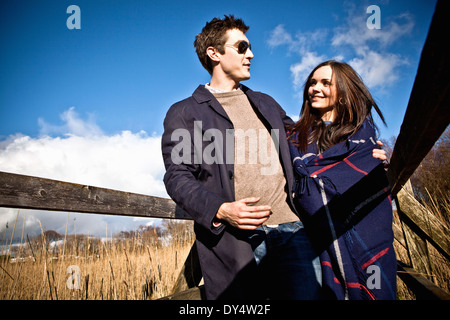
[225,40,252,54]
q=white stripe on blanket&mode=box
[292,153,316,164]
[318,178,349,300]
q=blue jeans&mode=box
[248,221,322,300]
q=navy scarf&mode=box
[289,120,397,300]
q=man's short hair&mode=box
[194,15,249,75]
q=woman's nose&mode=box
[312,84,321,92]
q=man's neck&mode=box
[206,83,242,94]
[209,76,241,92]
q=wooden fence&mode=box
[384,0,449,300]
[0,0,449,300]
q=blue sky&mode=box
[1,0,436,139]
[0,0,438,237]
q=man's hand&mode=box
[216,197,271,230]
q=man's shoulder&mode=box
[170,85,211,108]
[241,85,278,103]
[170,95,195,109]
[165,85,212,122]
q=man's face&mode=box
[217,29,254,83]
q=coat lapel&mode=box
[192,85,232,123]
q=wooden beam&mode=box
[158,285,205,300]
[387,0,450,195]
[397,261,450,300]
[393,222,407,249]
[398,208,434,282]
[0,171,192,220]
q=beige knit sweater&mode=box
[213,90,298,225]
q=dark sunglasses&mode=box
[225,40,252,54]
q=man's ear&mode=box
[206,46,220,62]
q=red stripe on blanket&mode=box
[346,282,377,300]
[343,158,368,175]
[324,260,377,300]
[385,188,393,207]
[321,261,332,268]
[361,247,390,270]
[310,161,340,177]
[310,151,359,177]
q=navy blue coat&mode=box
[161,85,297,299]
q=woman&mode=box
[288,60,397,300]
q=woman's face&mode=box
[308,65,337,121]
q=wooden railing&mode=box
[0,170,448,300]
[0,170,202,298]
[384,0,449,300]
[0,0,448,301]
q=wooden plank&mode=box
[397,261,450,300]
[392,208,407,249]
[396,180,428,277]
[393,222,407,249]
[398,208,434,282]
[158,285,205,300]
[396,181,450,260]
[387,0,450,195]
[0,171,192,220]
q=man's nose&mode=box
[246,48,254,59]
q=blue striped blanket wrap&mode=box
[289,120,397,300]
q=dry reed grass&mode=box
[393,189,450,300]
[1,188,448,300]
[0,217,194,300]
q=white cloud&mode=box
[268,24,328,56]
[332,11,415,54]
[0,128,165,196]
[38,107,103,138]
[290,51,326,89]
[267,6,415,92]
[267,24,293,48]
[0,108,167,239]
[349,51,408,89]
[267,25,330,91]
[331,9,413,89]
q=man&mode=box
[161,15,386,300]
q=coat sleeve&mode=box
[261,92,294,128]
[278,102,295,128]
[161,103,226,235]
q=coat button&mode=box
[228,170,234,180]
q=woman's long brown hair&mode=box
[289,60,386,153]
